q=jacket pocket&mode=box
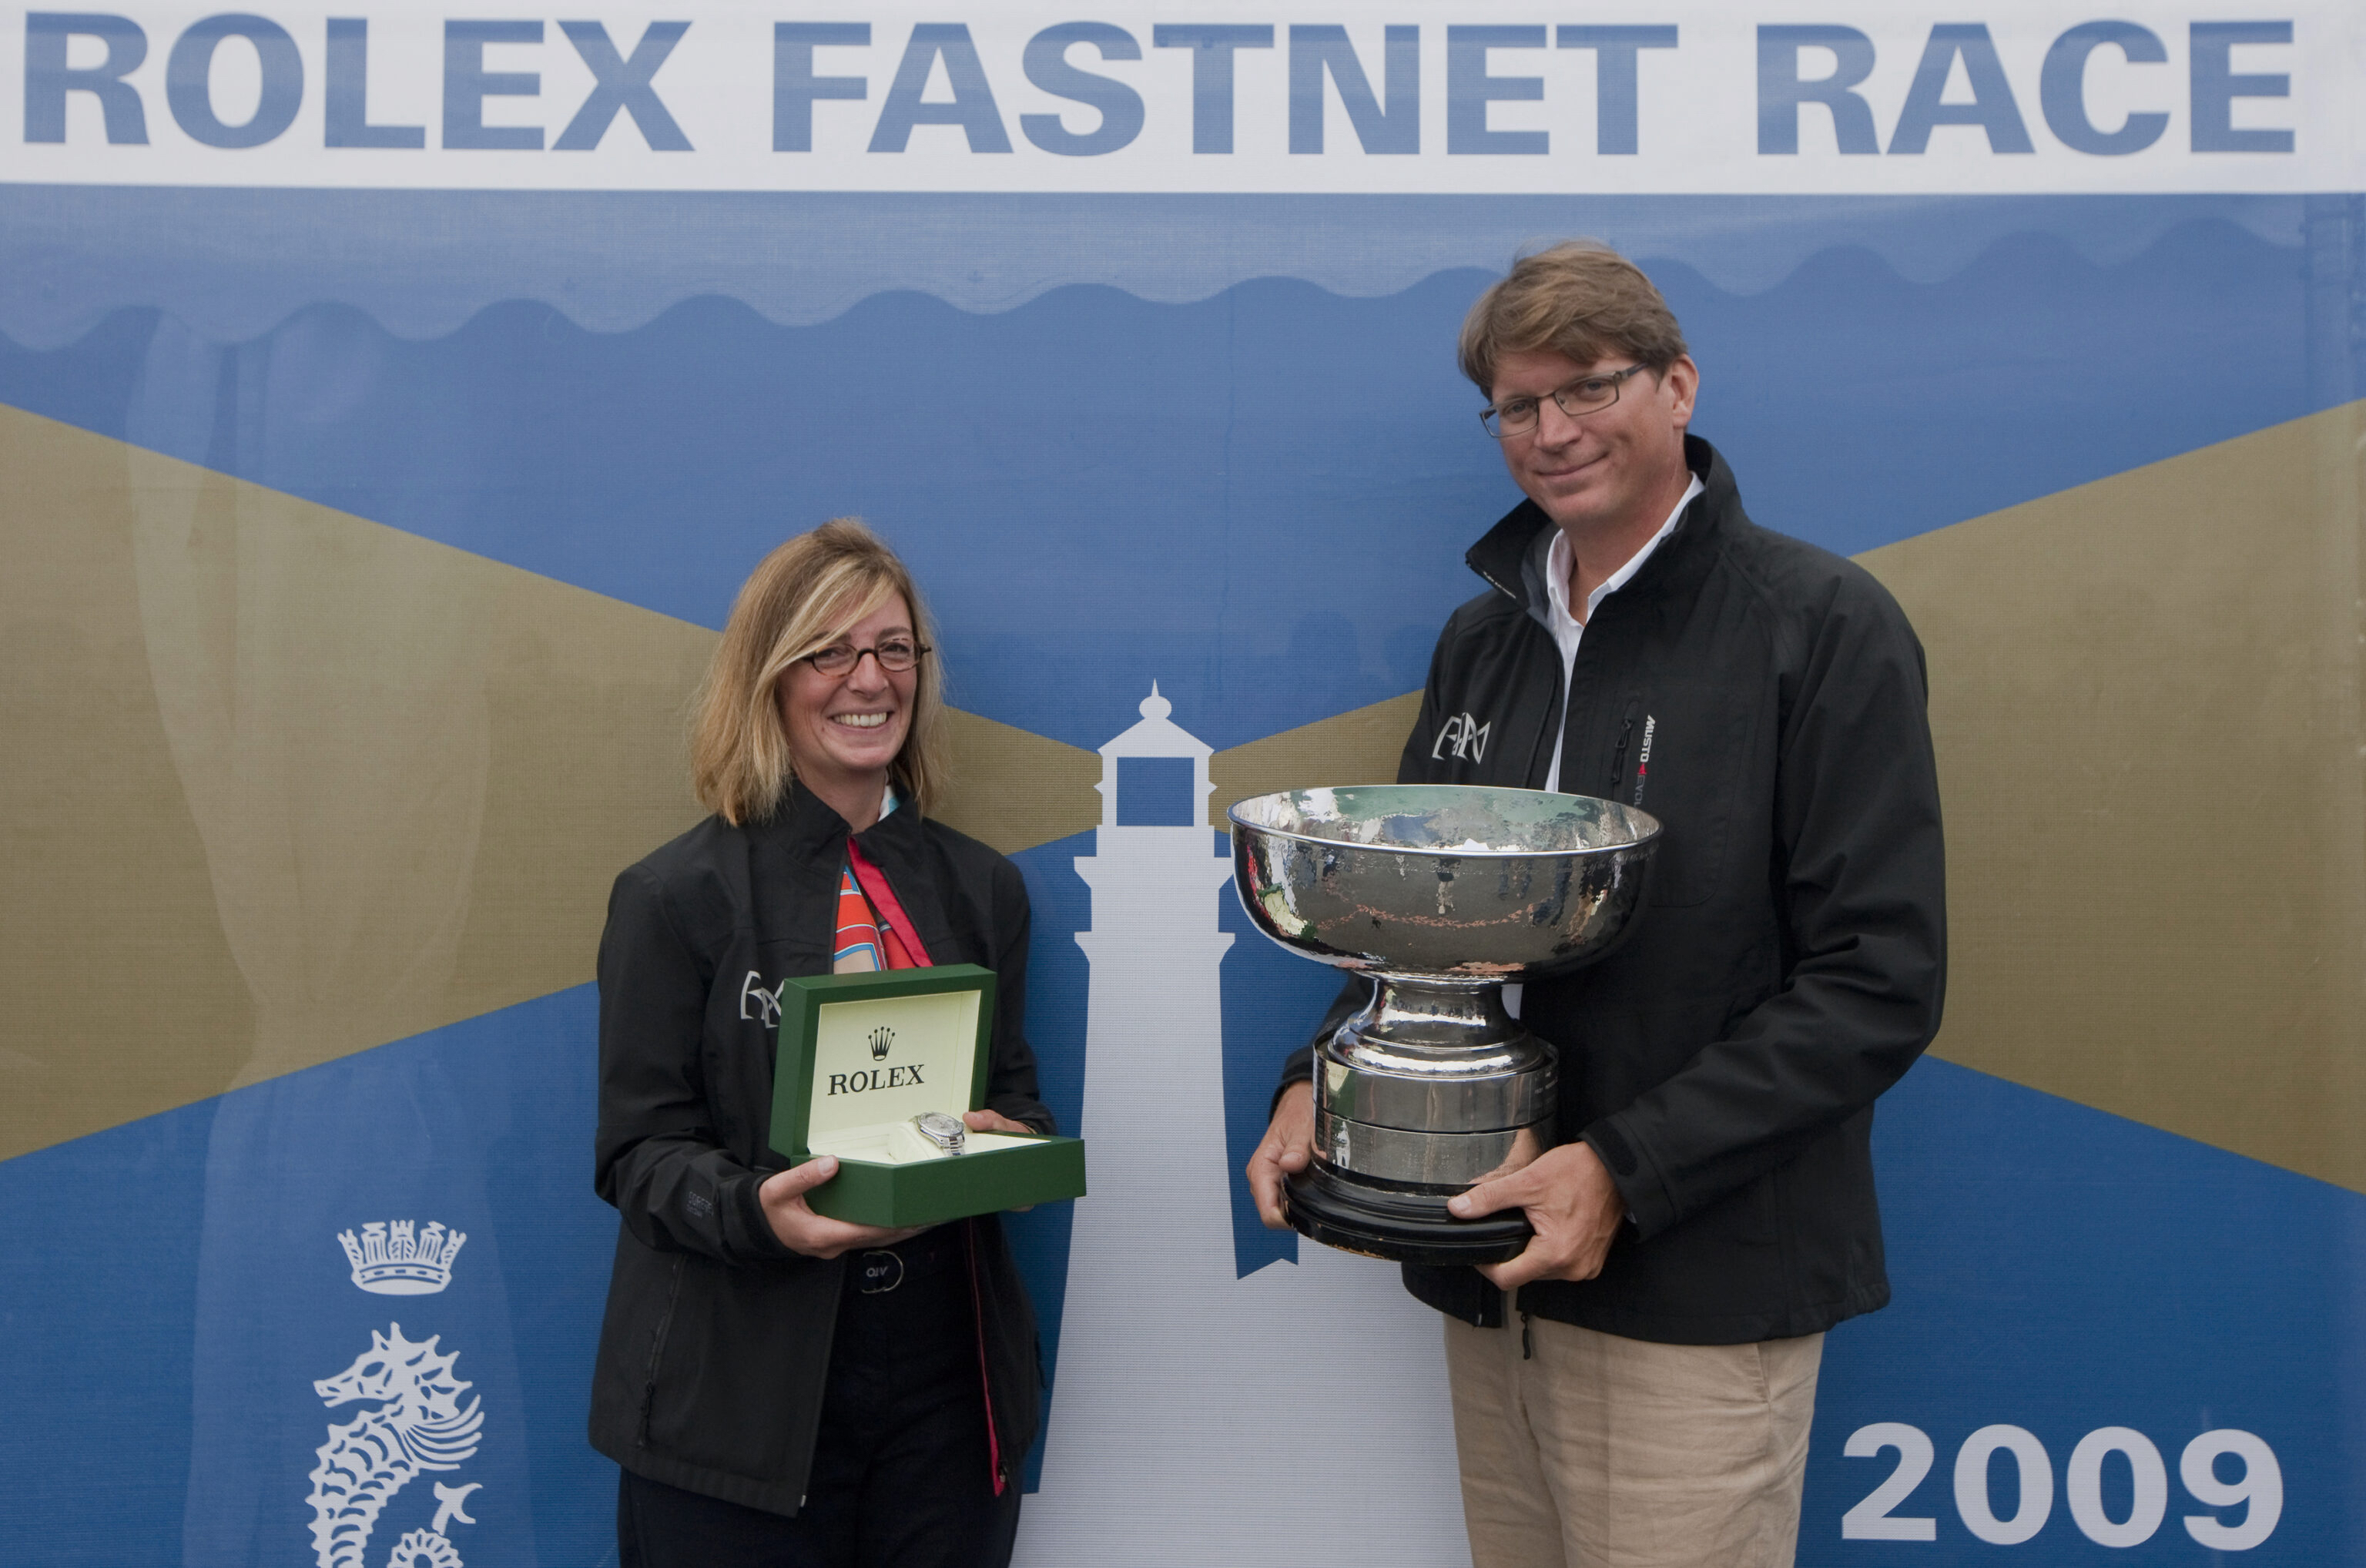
[636,1253,687,1446]
[642,1254,840,1486]
[1615,682,1751,910]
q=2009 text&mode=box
[1841,1422,2281,1550]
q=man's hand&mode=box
[759,1158,924,1258]
[1450,1140,1628,1292]
[1247,1081,1315,1229]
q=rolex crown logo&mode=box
[337,1219,468,1296]
[869,1026,894,1061]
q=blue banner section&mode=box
[1810,1057,2366,1562]
[0,195,2353,752]
[0,991,618,1566]
[0,189,2324,346]
[5,990,2358,1561]
[5,181,2363,1564]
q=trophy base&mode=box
[1285,1162,1533,1266]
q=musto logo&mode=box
[1431,712,1490,764]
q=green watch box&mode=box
[769,963,1087,1228]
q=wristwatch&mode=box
[913,1111,967,1156]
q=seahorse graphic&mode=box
[307,1325,484,1568]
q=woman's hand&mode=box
[963,1109,1042,1210]
[759,1158,924,1258]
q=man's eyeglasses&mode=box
[803,639,930,676]
[1480,364,1654,439]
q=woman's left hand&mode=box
[963,1109,1044,1210]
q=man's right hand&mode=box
[1247,1081,1315,1229]
[759,1158,924,1258]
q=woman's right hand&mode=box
[759,1158,926,1258]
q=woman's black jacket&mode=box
[588,781,1053,1515]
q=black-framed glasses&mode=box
[804,638,930,676]
[1480,364,1654,439]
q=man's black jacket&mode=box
[1291,434,1946,1345]
[590,782,1052,1514]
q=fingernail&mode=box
[1446,1196,1470,1215]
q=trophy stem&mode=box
[1288,972,1559,1265]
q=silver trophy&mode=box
[1229,785,1661,1264]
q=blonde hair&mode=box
[1458,240,1690,394]
[689,518,950,825]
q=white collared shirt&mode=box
[1540,473,1704,794]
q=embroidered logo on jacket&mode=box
[1431,712,1491,764]
[739,970,784,1027]
[1633,715,1656,807]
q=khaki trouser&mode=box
[1443,1314,1824,1568]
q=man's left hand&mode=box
[1449,1140,1628,1292]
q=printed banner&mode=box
[0,2,2361,1565]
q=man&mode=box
[1248,242,1946,1568]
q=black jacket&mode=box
[589,782,1053,1515]
[1292,435,1945,1345]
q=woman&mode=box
[590,519,1053,1567]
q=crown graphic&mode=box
[338,1220,467,1296]
[869,1025,894,1061]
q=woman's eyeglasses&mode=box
[803,639,930,676]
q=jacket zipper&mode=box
[636,1253,688,1446]
[1607,696,1642,798]
[858,837,1000,1489]
[1527,661,1564,788]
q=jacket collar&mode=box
[742,775,955,960]
[1464,434,1737,618]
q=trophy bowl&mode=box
[1229,785,1662,1265]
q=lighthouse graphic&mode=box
[1016,689,1470,1566]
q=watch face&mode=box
[914,1112,965,1150]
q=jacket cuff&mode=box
[728,1169,798,1261]
[1580,1117,1674,1240]
[1272,1046,1315,1117]
[986,1096,1057,1136]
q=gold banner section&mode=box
[8,397,2364,1198]
[1208,691,1424,826]
[1864,400,2366,1194]
[0,405,1098,1164]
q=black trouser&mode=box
[618,1225,1020,1568]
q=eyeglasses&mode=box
[1480,364,1654,439]
[803,638,930,677]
